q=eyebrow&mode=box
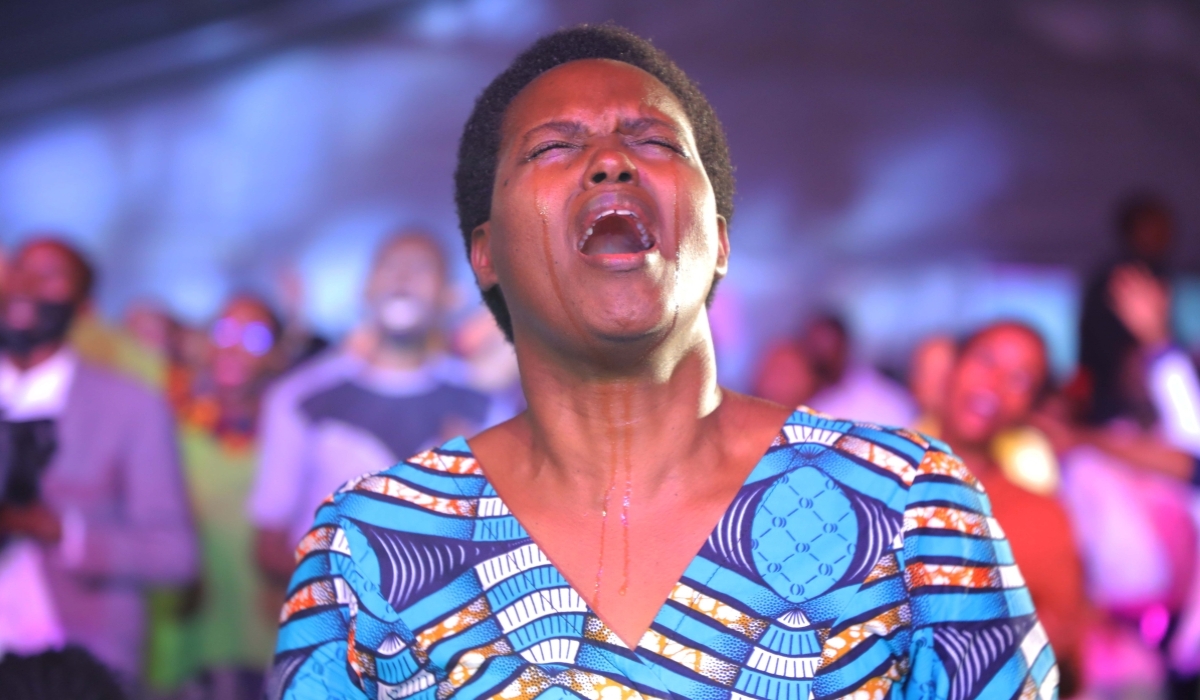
[521,120,589,141]
[521,116,683,142]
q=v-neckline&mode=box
[463,408,796,652]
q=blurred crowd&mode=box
[0,230,520,699]
[753,195,1200,700]
[0,193,1195,700]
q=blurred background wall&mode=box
[0,0,1196,387]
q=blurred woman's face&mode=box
[210,298,277,389]
[472,58,727,355]
[943,326,1046,449]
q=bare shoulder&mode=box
[466,411,532,477]
[714,389,794,452]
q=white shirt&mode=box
[0,347,81,656]
[1147,346,1200,458]
[0,348,77,421]
[808,362,918,429]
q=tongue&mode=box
[582,215,647,255]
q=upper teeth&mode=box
[579,209,652,251]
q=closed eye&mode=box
[527,141,576,160]
[636,138,686,156]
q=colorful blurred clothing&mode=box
[269,409,1057,700]
[147,425,276,689]
[808,363,917,428]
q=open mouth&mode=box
[579,210,655,256]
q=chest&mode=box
[40,406,127,513]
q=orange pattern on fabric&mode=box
[906,563,1002,590]
[352,474,477,516]
[820,605,908,667]
[864,552,900,584]
[441,638,515,697]
[904,505,995,538]
[666,583,769,640]
[917,450,979,487]
[835,435,919,485]
[411,450,484,475]
[415,596,493,649]
[294,524,338,561]
[639,630,739,686]
[892,428,930,450]
[279,578,339,624]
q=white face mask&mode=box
[373,295,435,343]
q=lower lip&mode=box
[577,245,660,272]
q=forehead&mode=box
[502,58,691,138]
[222,297,273,322]
[375,236,444,268]
[965,327,1045,364]
[18,242,73,269]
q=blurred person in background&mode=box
[1038,258,1200,699]
[0,238,197,688]
[123,300,194,414]
[750,337,817,408]
[940,321,1086,696]
[1080,194,1176,426]
[147,295,285,698]
[451,304,523,408]
[909,334,956,437]
[248,231,498,590]
[273,265,330,371]
[802,312,916,426]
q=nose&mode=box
[585,146,637,187]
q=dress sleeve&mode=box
[898,444,1059,700]
[267,491,426,700]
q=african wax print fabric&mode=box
[269,408,1058,700]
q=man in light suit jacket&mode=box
[0,238,197,681]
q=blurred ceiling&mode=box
[0,0,1196,371]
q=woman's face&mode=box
[472,59,727,356]
[943,326,1046,448]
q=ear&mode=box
[712,214,730,281]
[470,221,500,291]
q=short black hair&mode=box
[454,24,734,341]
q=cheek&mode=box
[668,172,721,278]
[488,194,556,292]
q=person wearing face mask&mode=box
[247,231,500,592]
[0,238,197,687]
[940,321,1086,696]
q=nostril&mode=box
[591,172,606,184]
[617,172,632,183]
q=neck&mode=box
[214,384,262,436]
[943,432,993,473]
[512,321,724,499]
[8,341,64,372]
[367,332,433,371]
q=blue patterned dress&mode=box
[269,408,1058,700]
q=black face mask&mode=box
[0,301,76,357]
